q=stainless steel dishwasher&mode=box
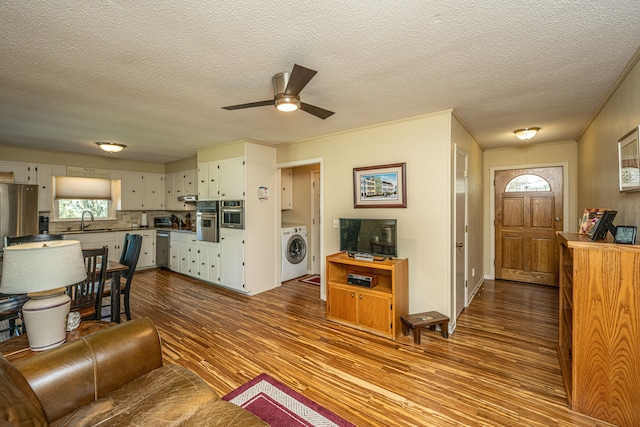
[156,229,170,269]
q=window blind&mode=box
[54,176,112,200]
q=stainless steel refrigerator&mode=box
[0,184,39,251]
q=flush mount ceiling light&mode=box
[95,141,126,153]
[274,94,301,112]
[514,127,540,141]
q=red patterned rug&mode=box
[300,275,321,286]
[222,373,356,427]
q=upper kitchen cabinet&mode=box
[165,170,197,211]
[218,157,245,199]
[120,171,165,210]
[197,157,245,200]
[0,161,35,184]
[197,161,218,200]
[36,164,66,212]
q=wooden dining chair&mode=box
[0,295,28,337]
[68,246,109,321]
[4,233,64,248]
[102,234,142,321]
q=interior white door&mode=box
[311,170,321,274]
[455,146,468,319]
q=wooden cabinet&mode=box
[326,252,408,339]
[557,232,640,427]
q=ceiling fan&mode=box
[221,64,335,120]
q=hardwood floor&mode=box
[129,269,612,427]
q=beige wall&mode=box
[165,156,197,173]
[482,141,579,276]
[0,143,165,173]
[578,56,640,226]
[277,110,483,319]
[196,140,245,163]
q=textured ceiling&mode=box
[1,1,639,163]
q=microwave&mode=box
[220,200,244,229]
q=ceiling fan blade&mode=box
[222,100,273,110]
[284,64,317,96]
[300,103,335,120]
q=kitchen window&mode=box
[52,176,118,221]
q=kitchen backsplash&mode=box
[48,211,195,233]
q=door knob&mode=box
[555,217,562,222]
[456,242,463,248]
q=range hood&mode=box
[177,195,197,203]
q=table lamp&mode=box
[0,240,86,351]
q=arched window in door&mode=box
[504,174,551,192]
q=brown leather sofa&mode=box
[0,318,267,426]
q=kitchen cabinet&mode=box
[0,161,34,184]
[219,228,245,292]
[281,168,292,210]
[218,157,245,200]
[170,232,194,274]
[197,157,244,200]
[64,232,123,263]
[166,170,197,211]
[120,172,165,210]
[326,252,408,339]
[129,230,156,269]
[557,232,640,427]
[35,164,66,212]
[197,162,218,200]
[190,241,220,282]
[169,232,220,284]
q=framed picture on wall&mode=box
[353,162,407,208]
[618,125,640,191]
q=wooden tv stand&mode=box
[326,252,408,339]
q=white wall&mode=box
[277,111,462,317]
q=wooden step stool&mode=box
[401,311,449,344]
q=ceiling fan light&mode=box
[514,127,540,141]
[274,96,300,112]
[95,141,126,153]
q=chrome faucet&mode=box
[80,211,94,231]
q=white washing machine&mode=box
[281,225,308,281]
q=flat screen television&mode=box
[339,218,397,259]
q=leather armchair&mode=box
[0,318,267,426]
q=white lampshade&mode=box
[0,240,87,294]
[0,240,87,351]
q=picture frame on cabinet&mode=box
[618,125,640,191]
[353,162,407,208]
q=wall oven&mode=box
[220,200,244,229]
[196,201,219,242]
